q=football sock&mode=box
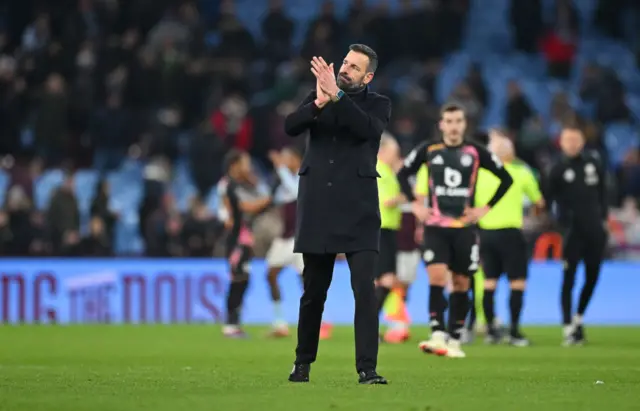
[483,289,495,328]
[509,289,524,334]
[429,285,446,332]
[273,301,284,325]
[226,279,248,325]
[448,291,469,341]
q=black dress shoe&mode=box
[358,370,388,385]
[288,364,310,382]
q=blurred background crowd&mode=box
[0,0,639,259]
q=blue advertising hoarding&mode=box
[0,259,637,325]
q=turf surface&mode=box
[1,326,639,411]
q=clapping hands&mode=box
[310,56,339,108]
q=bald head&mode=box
[488,129,515,162]
[378,133,400,166]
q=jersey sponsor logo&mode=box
[563,169,575,182]
[460,154,472,167]
[434,167,469,197]
[584,163,598,185]
[431,155,444,165]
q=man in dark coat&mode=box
[284,44,391,385]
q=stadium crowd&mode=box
[0,0,639,258]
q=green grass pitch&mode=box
[1,326,639,411]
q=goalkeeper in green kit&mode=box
[472,130,545,346]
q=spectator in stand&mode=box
[182,196,220,257]
[189,120,226,198]
[611,197,640,260]
[3,185,34,256]
[211,93,254,152]
[90,179,117,247]
[46,171,80,255]
[506,81,534,134]
[510,0,543,54]
[540,0,579,80]
[35,73,70,167]
[89,94,133,173]
[261,0,295,64]
[77,216,112,257]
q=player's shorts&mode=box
[479,228,528,281]
[422,226,479,276]
[397,250,420,284]
[265,237,304,274]
[377,228,398,276]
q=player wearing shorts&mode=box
[219,150,276,338]
[476,130,545,346]
[375,135,404,333]
[382,201,422,343]
[397,103,513,358]
[265,147,304,337]
[265,147,334,338]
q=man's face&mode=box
[439,110,466,144]
[560,129,584,157]
[337,51,373,91]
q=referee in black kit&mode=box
[545,126,608,346]
[284,44,391,385]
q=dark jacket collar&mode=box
[346,85,368,99]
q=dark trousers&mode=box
[295,250,379,372]
[561,223,608,324]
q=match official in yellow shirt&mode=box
[375,135,404,318]
[475,130,545,347]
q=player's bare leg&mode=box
[267,266,289,337]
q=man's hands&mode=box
[311,56,340,103]
[383,194,406,208]
[411,201,431,223]
[462,205,491,224]
[315,79,330,108]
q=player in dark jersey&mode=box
[397,103,513,358]
[545,127,608,346]
[219,150,276,338]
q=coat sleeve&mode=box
[284,90,321,136]
[332,94,391,141]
